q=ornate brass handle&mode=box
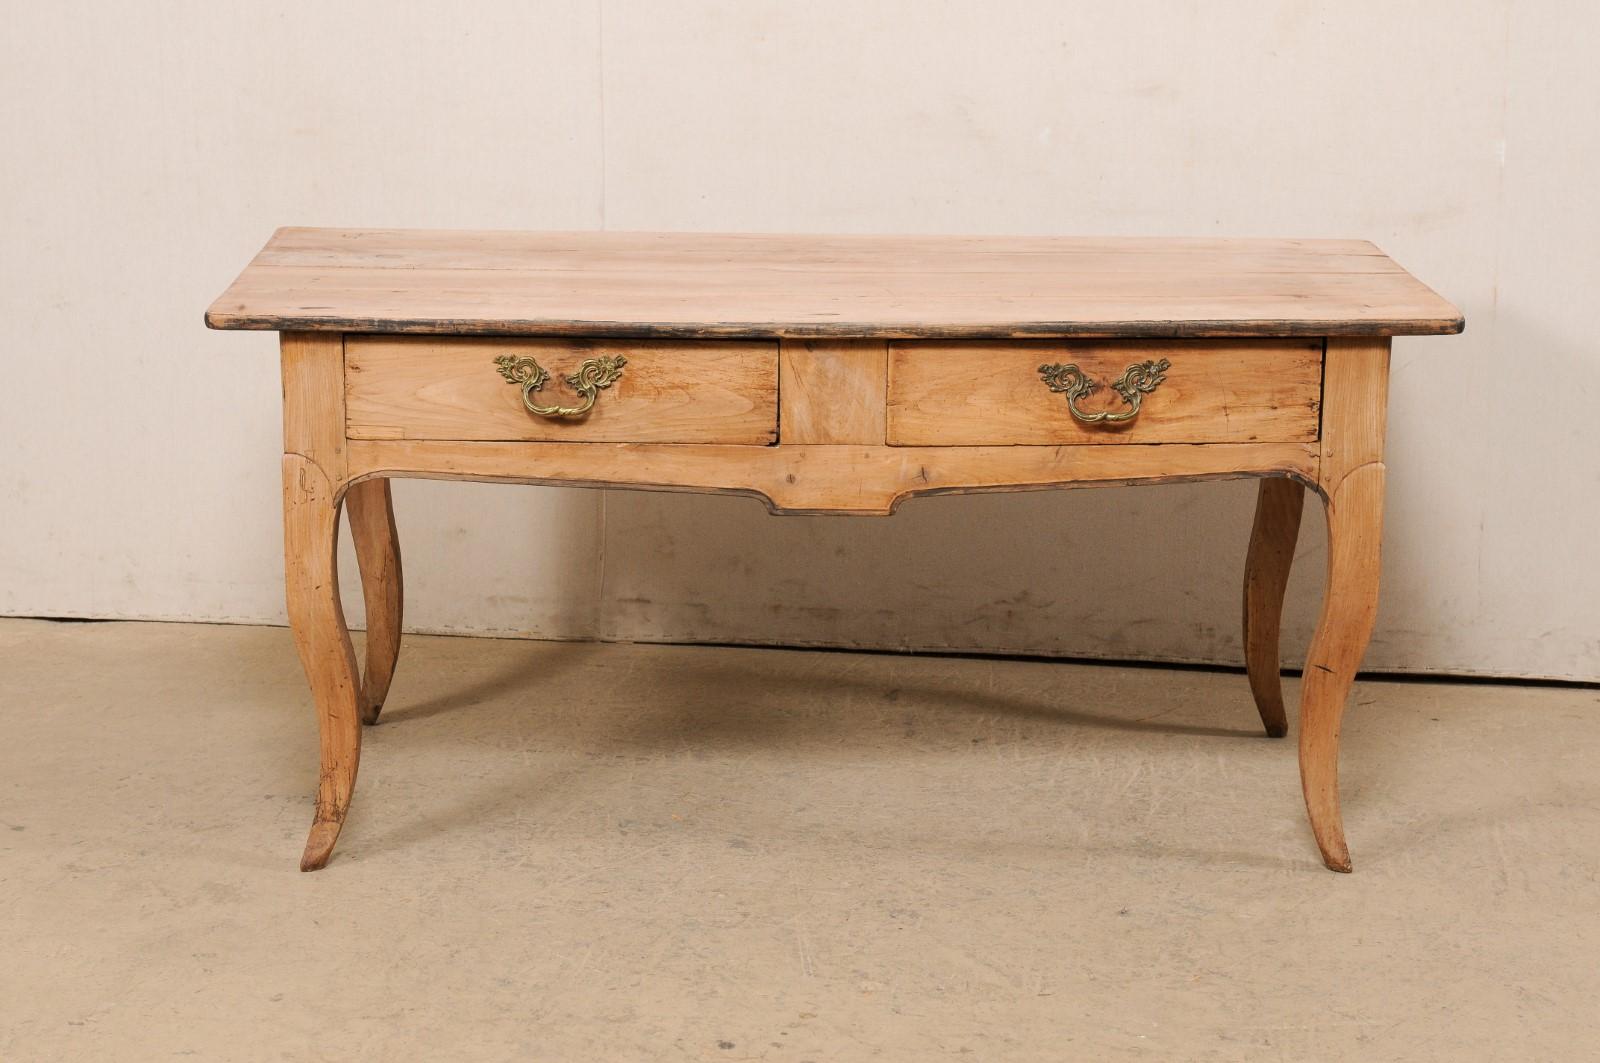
[1037,358,1171,425]
[494,353,626,418]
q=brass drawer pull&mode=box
[1038,358,1170,425]
[495,353,626,418]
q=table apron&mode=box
[341,439,1320,515]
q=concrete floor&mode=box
[2,619,1598,1061]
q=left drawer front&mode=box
[345,336,778,444]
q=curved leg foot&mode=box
[347,477,403,725]
[284,454,363,872]
[1243,477,1305,737]
[1299,464,1384,872]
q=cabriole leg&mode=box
[284,454,363,872]
[1298,465,1384,872]
[1243,476,1306,737]
[346,477,403,725]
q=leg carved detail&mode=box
[1299,464,1384,872]
[283,454,363,872]
[1242,477,1306,737]
[347,477,403,725]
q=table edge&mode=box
[204,311,1465,339]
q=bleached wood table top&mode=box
[208,228,1462,339]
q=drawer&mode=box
[886,339,1322,446]
[345,335,778,444]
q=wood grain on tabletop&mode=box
[207,228,1465,339]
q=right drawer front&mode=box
[886,338,1323,446]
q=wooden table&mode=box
[209,228,1462,872]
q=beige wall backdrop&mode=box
[3,2,1596,680]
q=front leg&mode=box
[1298,464,1384,872]
[347,477,403,725]
[284,454,363,872]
